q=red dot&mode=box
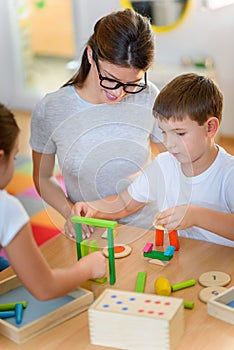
[154,301,161,304]
[145,299,152,303]
[164,302,171,306]
[148,310,155,314]
[114,246,125,253]
[138,309,144,313]
[158,312,164,316]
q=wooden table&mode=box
[0,226,233,349]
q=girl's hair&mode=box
[153,73,223,125]
[63,8,154,88]
[0,103,19,158]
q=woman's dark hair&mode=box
[63,8,154,88]
[0,103,19,158]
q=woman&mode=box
[30,8,164,238]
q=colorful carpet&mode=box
[5,155,65,247]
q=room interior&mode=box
[0,0,233,248]
[3,0,232,153]
[0,2,234,348]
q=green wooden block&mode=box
[71,216,118,229]
[80,240,89,257]
[135,272,147,293]
[89,240,99,252]
[91,276,108,284]
[143,251,173,261]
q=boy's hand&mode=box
[155,205,195,230]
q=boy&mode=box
[72,73,234,247]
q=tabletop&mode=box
[0,225,233,349]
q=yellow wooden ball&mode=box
[154,277,171,296]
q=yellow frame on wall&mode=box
[120,0,192,33]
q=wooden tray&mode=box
[0,275,93,343]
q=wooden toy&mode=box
[135,272,147,293]
[143,250,173,261]
[199,286,227,303]
[71,216,118,285]
[103,245,132,259]
[154,277,196,295]
[79,239,107,283]
[207,286,234,324]
[101,228,118,239]
[0,275,93,344]
[154,278,195,309]
[142,242,153,253]
[154,277,171,296]
[88,288,184,350]
[198,271,231,287]
[155,228,180,251]
[164,245,176,257]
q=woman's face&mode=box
[86,50,146,104]
[0,136,19,189]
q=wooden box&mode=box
[88,289,184,350]
[0,275,93,343]
[207,286,234,324]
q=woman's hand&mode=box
[62,202,97,239]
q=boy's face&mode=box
[158,115,213,171]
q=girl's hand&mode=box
[154,205,195,230]
[80,251,107,280]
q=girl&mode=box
[0,103,106,300]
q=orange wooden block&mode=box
[155,229,164,246]
[169,230,180,251]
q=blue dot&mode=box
[122,307,128,311]
[102,304,110,308]
[116,301,123,304]
[129,297,136,301]
[111,295,117,299]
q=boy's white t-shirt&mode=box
[128,146,234,247]
[0,190,29,248]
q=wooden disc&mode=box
[103,245,132,259]
[199,286,227,303]
[198,271,231,287]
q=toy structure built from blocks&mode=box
[71,216,118,285]
[155,229,180,251]
[88,289,184,350]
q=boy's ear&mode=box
[206,116,219,137]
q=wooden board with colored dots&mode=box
[88,289,184,350]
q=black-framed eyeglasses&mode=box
[93,53,147,94]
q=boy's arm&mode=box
[155,205,234,242]
[73,190,145,220]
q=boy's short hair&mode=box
[153,73,223,125]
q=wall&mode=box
[64,0,234,136]
[155,0,234,135]
[0,0,233,134]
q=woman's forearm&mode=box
[35,175,72,219]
